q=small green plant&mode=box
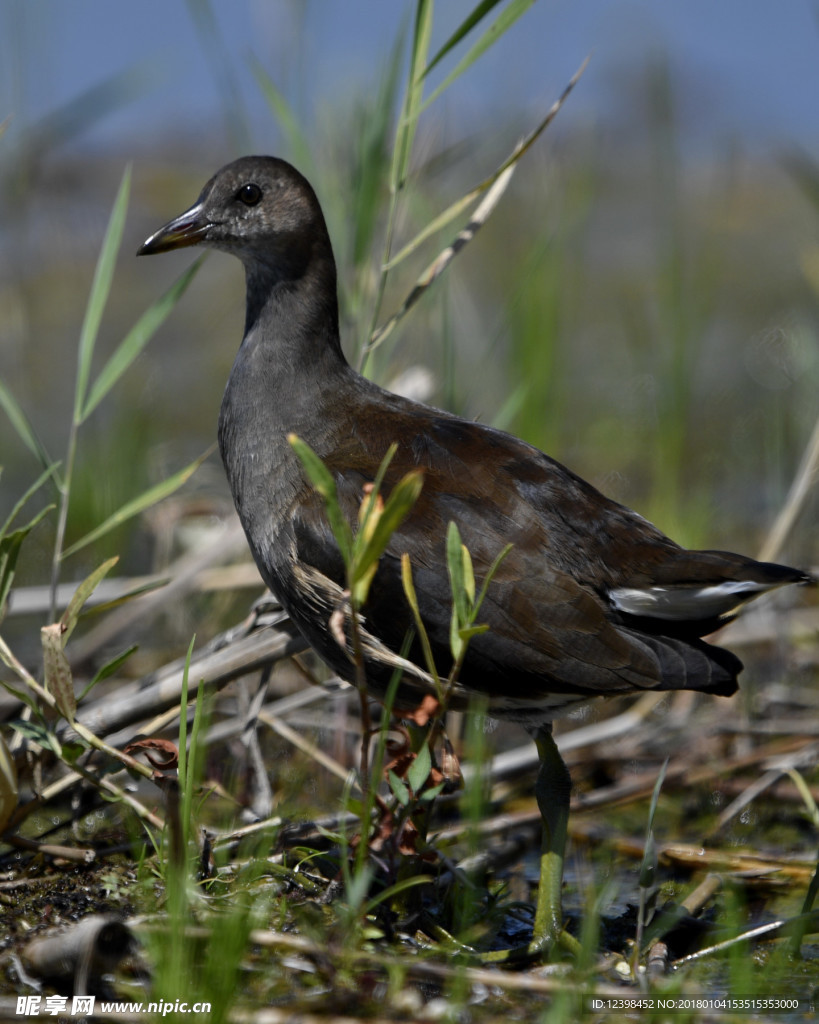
[288,434,423,790]
[288,434,515,956]
[143,640,261,1024]
[401,520,512,706]
[632,758,668,976]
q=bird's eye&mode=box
[237,183,262,206]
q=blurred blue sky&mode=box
[2,0,819,162]
[2,1,818,551]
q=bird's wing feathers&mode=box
[289,406,745,703]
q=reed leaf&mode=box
[79,644,138,701]
[60,448,211,559]
[385,53,588,273]
[252,60,316,179]
[401,553,441,691]
[0,504,54,622]
[74,165,131,425]
[392,0,434,193]
[0,377,54,473]
[0,462,59,539]
[59,556,118,643]
[288,434,353,563]
[82,257,204,421]
[423,0,508,77]
[420,0,537,114]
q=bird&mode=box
[139,155,813,956]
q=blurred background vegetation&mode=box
[1,3,818,1010]
[1,0,817,645]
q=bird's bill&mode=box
[137,201,211,255]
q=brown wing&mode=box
[290,398,760,711]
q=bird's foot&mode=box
[476,925,581,964]
[427,918,581,965]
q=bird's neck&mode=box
[242,239,343,363]
[218,241,354,558]
[224,240,353,438]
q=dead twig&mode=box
[569,820,816,882]
[705,742,819,838]
[757,409,819,563]
[74,608,306,742]
[5,835,96,864]
[675,910,819,964]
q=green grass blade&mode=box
[787,768,819,829]
[361,469,424,561]
[420,0,536,114]
[184,678,206,836]
[0,647,40,713]
[424,0,508,76]
[74,165,131,424]
[288,434,353,562]
[177,634,196,850]
[0,376,54,472]
[351,469,424,603]
[383,184,482,273]
[371,165,515,355]
[354,441,397,540]
[392,0,434,192]
[361,2,430,371]
[446,521,468,624]
[446,521,469,658]
[371,55,588,362]
[252,60,315,178]
[83,576,170,617]
[388,769,410,807]
[350,34,405,273]
[363,873,433,916]
[401,553,441,690]
[461,543,475,603]
[187,0,251,152]
[0,504,54,621]
[59,556,118,642]
[362,443,398,516]
[407,741,432,793]
[385,53,589,275]
[386,109,540,275]
[473,541,513,614]
[177,636,194,790]
[645,757,669,837]
[78,644,138,701]
[82,256,204,421]
[60,447,212,559]
[0,462,59,539]
[636,758,669,891]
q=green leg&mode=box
[530,724,572,954]
[480,724,580,962]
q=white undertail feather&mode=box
[609,579,779,621]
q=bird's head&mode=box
[138,156,328,279]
